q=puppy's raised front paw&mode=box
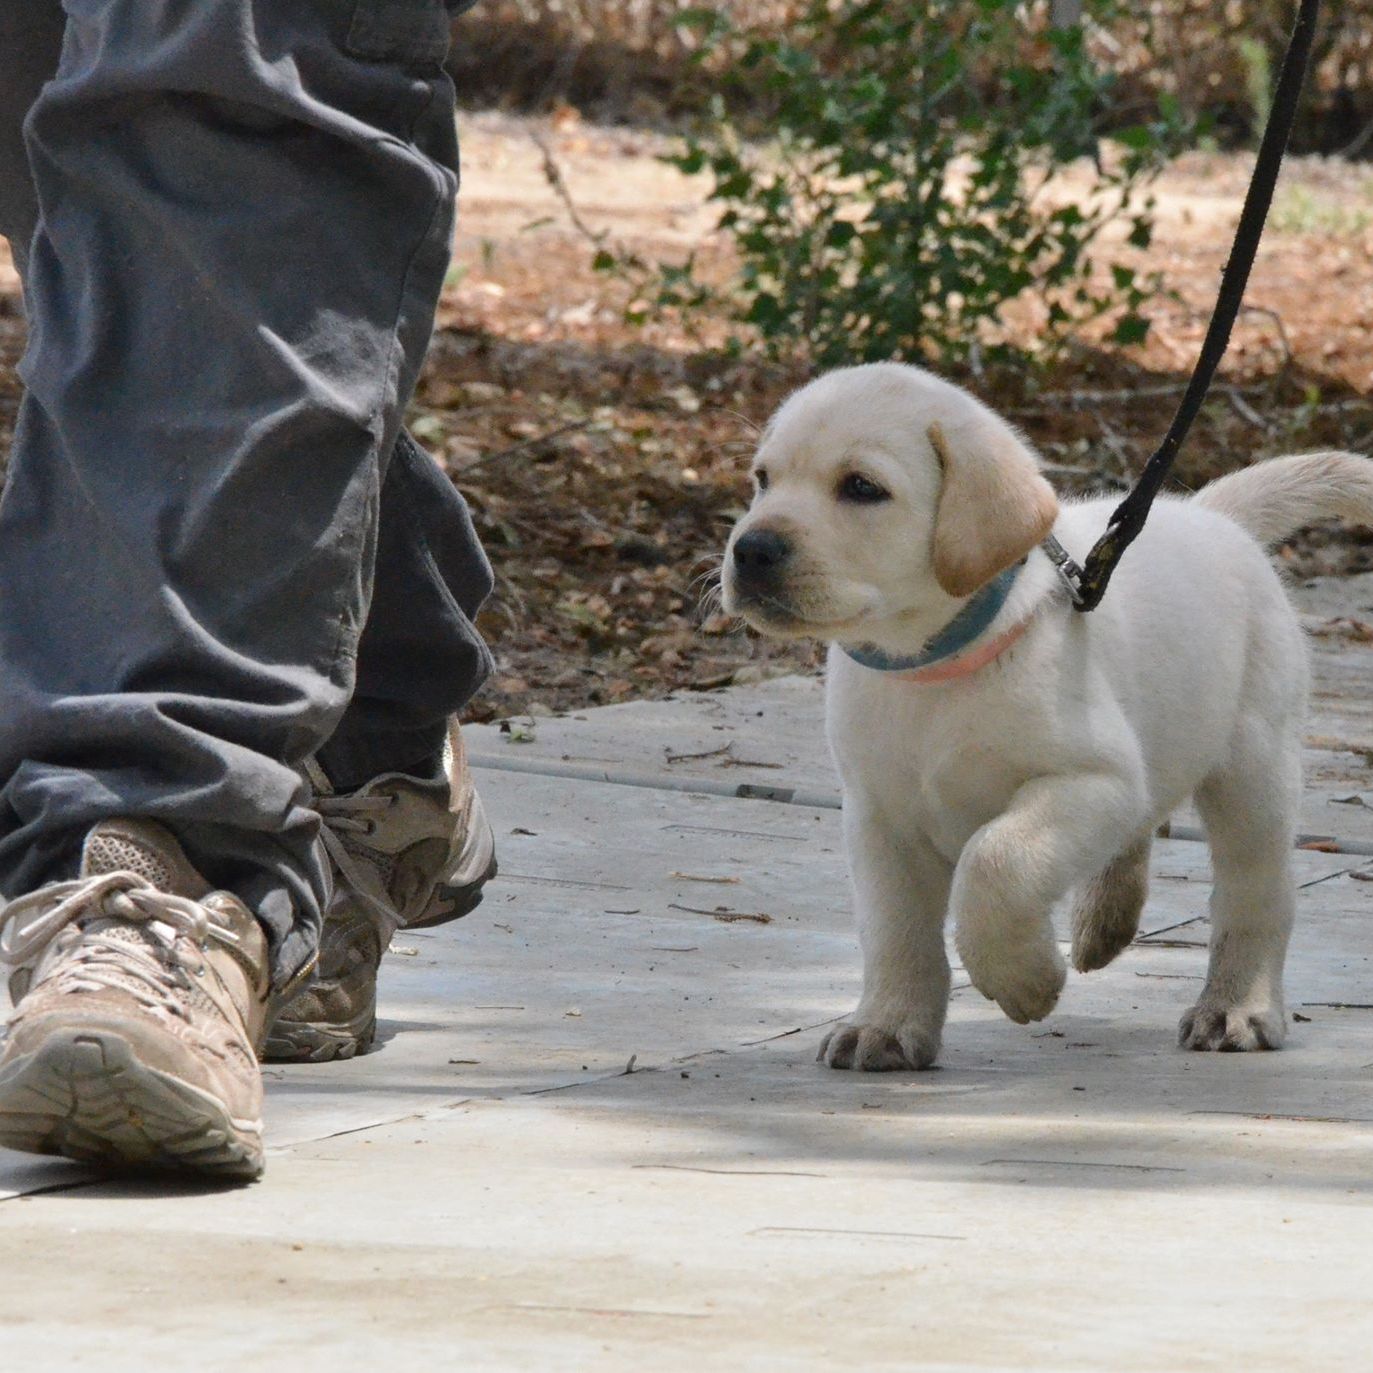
[963,944,1066,1025]
[818,1020,939,1072]
[1178,1001,1286,1052]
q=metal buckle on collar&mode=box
[1039,533,1086,607]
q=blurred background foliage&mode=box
[447,1,1365,364]
[449,0,1373,154]
[604,0,1187,366]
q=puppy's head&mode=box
[721,363,1058,644]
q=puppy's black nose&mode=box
[732,528,791,581]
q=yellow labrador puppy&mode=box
[723,362,1373,1070]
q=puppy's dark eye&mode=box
[753,467,770,492]
[837,472,890,504]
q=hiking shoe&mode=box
[0,819,273,1179]
[263,719,495,1064]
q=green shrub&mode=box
[624,0,1188,366]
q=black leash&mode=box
[1046,0,1322,612]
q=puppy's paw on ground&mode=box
[817,1022,939,1071]
[1178,1002,1286,1051]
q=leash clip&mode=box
[1039,534,1086,607]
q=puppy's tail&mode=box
[1195,451,1373,546]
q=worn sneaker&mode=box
[264,720,496,1064]
[0,819,273,1178]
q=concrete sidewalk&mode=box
[1,577,1371,1371]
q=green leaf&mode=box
[1112,313,1151,346]
[1113,125,1156,151]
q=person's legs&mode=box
[316,428,493,790]
[0,2,65,283]
[265,426,499,1063]
[0,0,484,989]
[2,4,493,811]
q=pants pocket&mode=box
[346,0,451,67]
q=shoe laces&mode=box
[316,790,398,841]
[315,793,402,932]
[0,872,219,1020]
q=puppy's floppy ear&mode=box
[927,420,1058,598]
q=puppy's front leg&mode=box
[820,798,953,1071]
[953,773,1146,1024]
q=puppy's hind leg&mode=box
[1180,728,1300,1052]
[1071,835,1151,973]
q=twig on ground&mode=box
[528,126,610,253]
[665,743,733,764]
[738,1017,841,1046]
[1134,915,1204,941]
[460,418,596,473]
[667,902,772,923]
[1222,385,1268,429]
[1091,409,1133,475]
[1239,303,1293,369]
[1041,462,1113,479]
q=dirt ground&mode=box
[1,113,1371,721]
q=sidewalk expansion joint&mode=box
[471,753,1373,856]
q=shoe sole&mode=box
[262,1007,377,1065]
[407,790,498,931]
[0,1029,263,1179]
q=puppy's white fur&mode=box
[723,362,1373,1070]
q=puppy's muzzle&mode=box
[730,528,792,597]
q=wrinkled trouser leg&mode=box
[0,0,492,986]
[316,428,492,791]
[0,6,66,283]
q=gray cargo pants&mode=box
[0,0,493,986]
